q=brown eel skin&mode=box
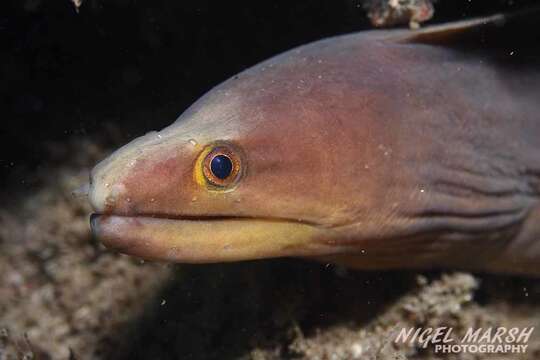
[88,12,540,276]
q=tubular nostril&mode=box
[72,182,90,198]
[89,174,127,214]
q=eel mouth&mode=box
[90,213,335,263]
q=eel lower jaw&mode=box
[90,214,339,263]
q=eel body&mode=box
[89,14,540,275]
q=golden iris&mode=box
[201,144,243,188]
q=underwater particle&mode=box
[350,342,363,357]
[363,0,434,29]
[71,0,82,12]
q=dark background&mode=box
[1,0,536,186]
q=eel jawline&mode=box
[90,214,337,263]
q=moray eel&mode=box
[89,14,540,275]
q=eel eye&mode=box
[202,145,242,188]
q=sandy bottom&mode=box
[1,137,539,360]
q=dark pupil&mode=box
[210,155,233,180]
